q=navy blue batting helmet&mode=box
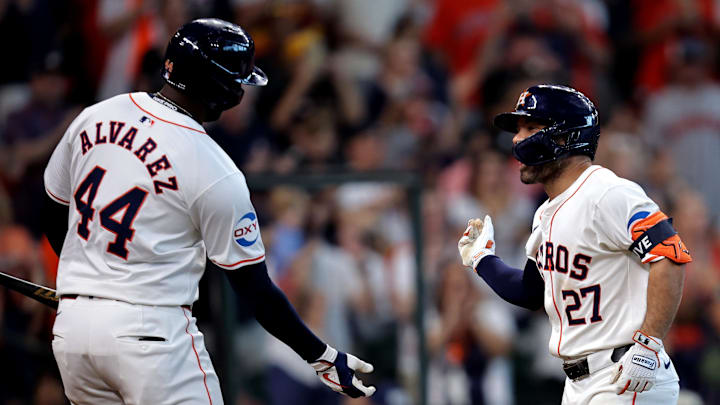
[161,18,267,118]
[494,84,599,166]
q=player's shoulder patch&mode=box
[233,212,260,247]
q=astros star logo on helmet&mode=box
[516,91,537,109]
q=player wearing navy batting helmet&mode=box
[43,18,375,404]
[459,84,690,404]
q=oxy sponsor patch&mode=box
[234,212,259,247]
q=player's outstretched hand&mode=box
[610,331,663,394]
[310,345,376,398]
[458,215,496,269]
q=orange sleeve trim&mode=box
[46,188,70,205]
[212,254,265,269]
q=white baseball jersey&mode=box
[525,165,662,359]
[44,92,265,306]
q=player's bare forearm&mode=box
[640,259,685,339]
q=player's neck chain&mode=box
[151,92,198,121]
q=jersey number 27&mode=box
[74,166,148,260]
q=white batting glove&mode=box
[458,215,496,269]
[310,345,376,398]
[610,331,663,394]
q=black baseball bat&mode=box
[0,271,59,309]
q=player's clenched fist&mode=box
[610,331,663,394]
[458,215,496,269]
[310,345,376,398]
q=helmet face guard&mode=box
[512,125,564,166]
[494,85,600,166]
[511,117,599,166]
[161,18,268,119]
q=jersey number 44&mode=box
[74,166,148,260]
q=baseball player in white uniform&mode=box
[458,85,692,404]
[42,19,375,404]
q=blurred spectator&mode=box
[424,0,608,107]
[593,104,647,182]
[265,289,339,405]
[0,226,54,403]
[631,0,719,95]
[0,0,68,85]
[1,51,79,237]
[207,87,269,171]
[285,229,363,354]
[266,187,311,275]
[701,296,720,403]
[335,130,413,254]
[666,190,717,393]
[274,105,342,173]
[642,38,720,223]
[513,312,566,405]
[329,0,411,82]
[427,261,515,405]
[96,0,190,99]
[375,26,453,168]
[446,150,533,267]
[638,148,686,215]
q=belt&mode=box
[61,294,92,300]
[562,344,633,381]
[61,294,191,310]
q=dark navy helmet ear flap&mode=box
[494,84,600,166]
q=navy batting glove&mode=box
[310,345,376,398]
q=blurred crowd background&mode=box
[1,0,719,404]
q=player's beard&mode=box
[519,158,568,185]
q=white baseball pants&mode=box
[52,296,223,405]
[562,347,679,404]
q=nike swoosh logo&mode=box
[664,360,671,369]
[532,225,539,232]
[323,373,351,389]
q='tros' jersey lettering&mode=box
[525,166,661,359]
[44,93,265,306]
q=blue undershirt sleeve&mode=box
[224,261,326,362]
[474,256,544,310]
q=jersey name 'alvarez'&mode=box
[77,121,178,195]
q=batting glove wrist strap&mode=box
[632,330,663,354]
[309,345,376,398]
[311,345,338,371]
[458,215,496,269]
[610,331,663,395]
